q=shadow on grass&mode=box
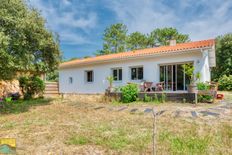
[0,98,53,115]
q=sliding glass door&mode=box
[160,63,192,91]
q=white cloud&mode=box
[29,0,97,44]
[57,12,97,29]
[104,0,232,40]
[104,0,178,33]
[62,0,71,6]
[29,0,232,46]
[59,30,90,45]
[181,0,232,40]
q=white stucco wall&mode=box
[59,50,211,94]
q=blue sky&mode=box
[30,0,232,60]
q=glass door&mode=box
[160,65,174,91]
[160,63,193,91]
[177,64,184,90]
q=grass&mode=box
[66,122,152,151]
[66,135,90,145]
[111,98,163,106]
[222,91,232,101]
[0,98,52,114]
[159,131,210,154]
[0,96,231,154]
[1,121,17,129]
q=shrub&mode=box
[5,97,12,102]
[120,84,139,103]
[153,94,160,104]
[144,94,152,102]
[218,75,232,91]
[19,76,45,100]
[160,93,166,103]
[198,95,213,103]
[19,76,28,95]
[197,82,210,90]
[30,76,45,96]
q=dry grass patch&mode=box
[0,98,231,154]
[66,122,152,152]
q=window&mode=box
[131,67,143,80]
[86,70,93,82]
[69,77,73,84]
[112,68,122,81]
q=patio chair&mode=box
[144,82,153,92]
[155,82,164,91]
[139,82,145,92]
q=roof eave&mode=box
[59,47,212,70]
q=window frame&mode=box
[130,66,143,80]
[111,68,122,82]
[85,70,94,83]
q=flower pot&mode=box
[187,84,197,93]
[107,87,114,93]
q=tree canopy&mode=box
[126,32,148,51]
[0,0,61,80]
[96,24,190,55]
[212,33,232,80]
[96,23,127,55]
[148,27,190,47]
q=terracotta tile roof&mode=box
[60,39,215,69]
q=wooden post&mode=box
[195,92,198,104]
[152,108,157,155]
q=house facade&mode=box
[59,39,216,94]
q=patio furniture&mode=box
[155,82,164,91]
[144,82,153,92]
[139,82,145,92]
[151,83,157,91]
[216,94,224,100]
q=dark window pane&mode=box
[160,66,165,82]
[69,77,73,84]
[119,69,122,81]
[87,71,93,82]
[173,65,176,91]
[184,63,193,90]
[90,71,93,82]
[113,69,118,80]
[131,68,137,80]
[138,67,143,80]
[87,72,90,82]
[177,65,184,90]
[167,65,172,90]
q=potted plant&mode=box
[106,76,114,92]
[182,64,200,93]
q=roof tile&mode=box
[60,39,215,68]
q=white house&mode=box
[59,39,216,94]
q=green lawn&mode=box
[0,98,52,114]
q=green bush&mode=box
[198,95,213,103]
[160,93,166,103]
[197,82,210,90]
[153,94,160,104]
[144,94,152,102]
[120,84,139,103]
[19,76,45,100]
[218,75,232,91]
